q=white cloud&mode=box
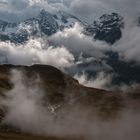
[74,72,112,90]
[50,23,110,59]
[1,70,51,134]
[0,0,57,21]
[28,0,42,6]
[1,0,140,22]
[114,26,140,64]
[68,0,140,23]
[0,38,74,69]
[49,23,112,74]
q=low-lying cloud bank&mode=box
[74,72,112,90]
[50,23,110,58]
[0,38,74,69]
[113,26,140,64]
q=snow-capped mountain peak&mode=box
[0,9,84,43]
[53,10,83,29]
[86,13,124,44]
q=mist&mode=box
[74,72,113,90]
[114,26,140,64]
[0,69,140,140]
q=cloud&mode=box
[67,0,140,23]
[0,38,74,69]
[28,0,43,6]
[74,72,112,90]
[113,26,140,64]
[1,0,140,22]
[50,23,110,59]
[50,23,112,76]
[0,23,113,86]
[0,0,57,21]
[0,0,7,4]
[1,70,49,134]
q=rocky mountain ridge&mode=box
[0,10,83,43]
[0,10,124,44]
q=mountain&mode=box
[0,10,83,43]
[86,13,124,44]
[0,64,140,139]
[0,10,124,44]
[1,10,140,45]
[53,10,83,30]
[0,64,122,114]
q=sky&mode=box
[0,0,140,22]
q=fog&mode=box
[74,72,112,90]
[113,26,140,64]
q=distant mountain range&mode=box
[0,10,124,44]
[0,10,83,43]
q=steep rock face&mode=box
[0,20,17,32]
[86,13,124,44]
[0,20,30,43]
[0,11,125,44]
[0,10,82,43]
[38,10,59,36]
[0,11,59,43]
[53,11,83,30]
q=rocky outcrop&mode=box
[86,13,124,44]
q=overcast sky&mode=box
[0,0,139,22]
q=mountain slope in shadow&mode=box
[0,64,139,140]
